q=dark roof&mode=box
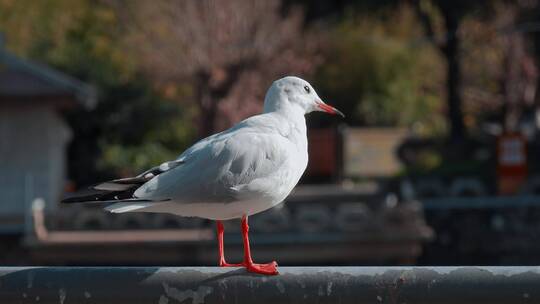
[0,44,97,109]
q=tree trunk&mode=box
[442,11,466,141]
[198,93,218,138]
[413,0,467,141]
[532,6,540,124]
[195,71,218,138]
[194,62,255,138]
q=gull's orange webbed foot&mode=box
[244,261,279,275]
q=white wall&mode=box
[0,105,71,222]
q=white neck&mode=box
[266,104,306,135]
[263,91,306,122]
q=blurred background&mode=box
[1,0,540,267]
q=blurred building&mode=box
[0,36,96,234]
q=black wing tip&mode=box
[61,195,105,204]
[61,161,183,204]
[61,187,137,204]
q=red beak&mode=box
[317,102,345,117]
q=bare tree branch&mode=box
[109,0,318,135]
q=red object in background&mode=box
[306,128,338,178]
[496,133,527,195]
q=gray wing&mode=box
[134,120,291,204]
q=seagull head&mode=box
[263,76,344,118]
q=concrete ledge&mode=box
[0,266,539,303]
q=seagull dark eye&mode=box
[304,85,311,94]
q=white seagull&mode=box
[62,76,344,275]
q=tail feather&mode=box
[93,182,133,192]
[104,201,161,213]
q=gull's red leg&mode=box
[216,220,241,267]
[240,215,278,275]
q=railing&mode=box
[29,198,214,244]
[0,266,538,303]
